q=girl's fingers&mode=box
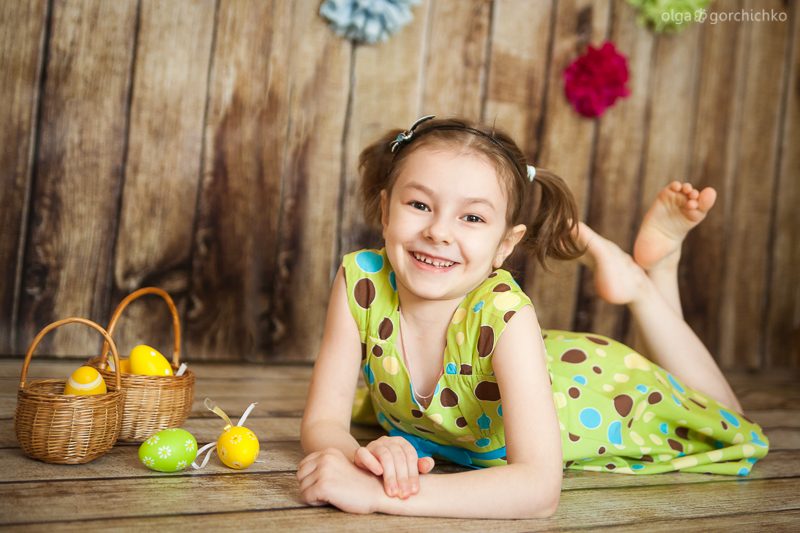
[296,459,319,482]
[398,441,421,496]
[418,456,435,474]
[298,468,320,493]
[390,446,410,499]
[374,446,398,497]
[354,446,383,476]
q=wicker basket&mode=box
[14,317,123,464]
[86,287,194,442]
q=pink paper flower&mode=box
[563,42,630,118]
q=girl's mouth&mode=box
[409,251,457,270]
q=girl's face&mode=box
[381,147,526,304]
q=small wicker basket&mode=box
[86,287,194,442]
[15,317,123,464]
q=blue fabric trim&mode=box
[385,423,506,469]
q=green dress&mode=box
[346,248,769,475]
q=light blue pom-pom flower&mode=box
[320,0,421,44]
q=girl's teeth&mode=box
[413,252,453,268]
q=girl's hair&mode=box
[359,117,585,270]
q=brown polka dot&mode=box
[640,455,654,463]
[492,283,511,292]
[411,409,423,418]
[682,404,690,411]
[474,381,501,402]
[371,344,383,357]
[413,425,433,434]
[361,342,367,360]
[542,333,548,339]
[568,387,581,399]
[627,419,634,429]
[569,433,581,442]
[675,427,690,439]
[721,420,728,430]
[560,348,588,364]
[668,439,683,452]
[605,463,617,470]
[586,335,609,345]
[648,391,663,405]
[488,271,498,278]
[390,414,401,423]
[565,460,574,468]
[592,365,603,374]
[440,387,459,407]
[378,317,393,340]
[459,364,472,375]
[614,394,634,417]
[503,310,516,323]
[477,326,495,358]
[354,278,376,309]
[598,446,606,455]
[378,382,397,403]
[689,398,707,409]
[455,417,468,429]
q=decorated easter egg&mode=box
[139,428,197,472]
[130,345,173,376]
[217,426,259,469]
[64,366,107,395]
[106,358,131,374]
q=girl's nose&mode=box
[423,216,453,244]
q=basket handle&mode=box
[99,287,181,367]
[19,317,122,391]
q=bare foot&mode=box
[633,182,717,271]
[574,222,647,305]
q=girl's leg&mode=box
[575,222,742,413]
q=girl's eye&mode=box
[409,201,430,212]
[463,214,485,223]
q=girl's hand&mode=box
[297,448,384,514]
[352,436,436,499]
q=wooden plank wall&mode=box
[0,0,797,370]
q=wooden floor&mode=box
[1,359,798,531]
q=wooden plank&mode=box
[421,0,492,118]
[682,1,746,365]
[2,474,799,528]
[0,0,48,354]
[17,0,137,355]
[526,0,611,331]
[267,0,353,362]
[339,0,431,257]
[581,0,655,340]
[746,410,800,428]
[185,0,293,361]
[109,0,216,357]
[766,0,800,369]
[577,509,800,532]
[718,0,793,370]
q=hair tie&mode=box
[527,165,536,182]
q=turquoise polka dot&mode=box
[579,408,602,430]
[631,464,644,470]
[572,375,587,386]
[714,440,724,449]
[719,409,740,428]
[377,412,387,424]
[659,423,669,435]
[355,251,384,273]
[738,467,750,476]
[445,363,457,375]
[364,363,374,384]
[667,373,685,394]
[497,404,502,418]
[433,383,440,396]
[409,383,418,406]
[635,385,648,394]
[746,458,758,464]
[749,431,767,447]
[671,394,681,406]
[477,413,492,430]
[475,438,491,448]
[389,270,397,291]
[607,420,622,445]
[472,301,484,312]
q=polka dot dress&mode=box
[346,249,769,475]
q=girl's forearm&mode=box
[300,419,361,461]
[376,463,561,519]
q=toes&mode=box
[697,187,717,213]
[687,188,699,200]
[668,181,682,192]
[681,182,693,194]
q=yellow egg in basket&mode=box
[106,358,131,374]
[129,345,172,376]
[217,426,260,469]
[64,366,107,395]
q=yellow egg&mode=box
[129,345,173,376]
[217,426,259,469]
[64,366,107,395]
[106,358,131,374]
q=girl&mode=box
[297,116,769,518]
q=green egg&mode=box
[138,428,197,472]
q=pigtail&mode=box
[520,168,586,271]
[359,128,405,228]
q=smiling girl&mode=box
[296,116,769,518]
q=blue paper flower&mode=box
[320,0,421,44]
